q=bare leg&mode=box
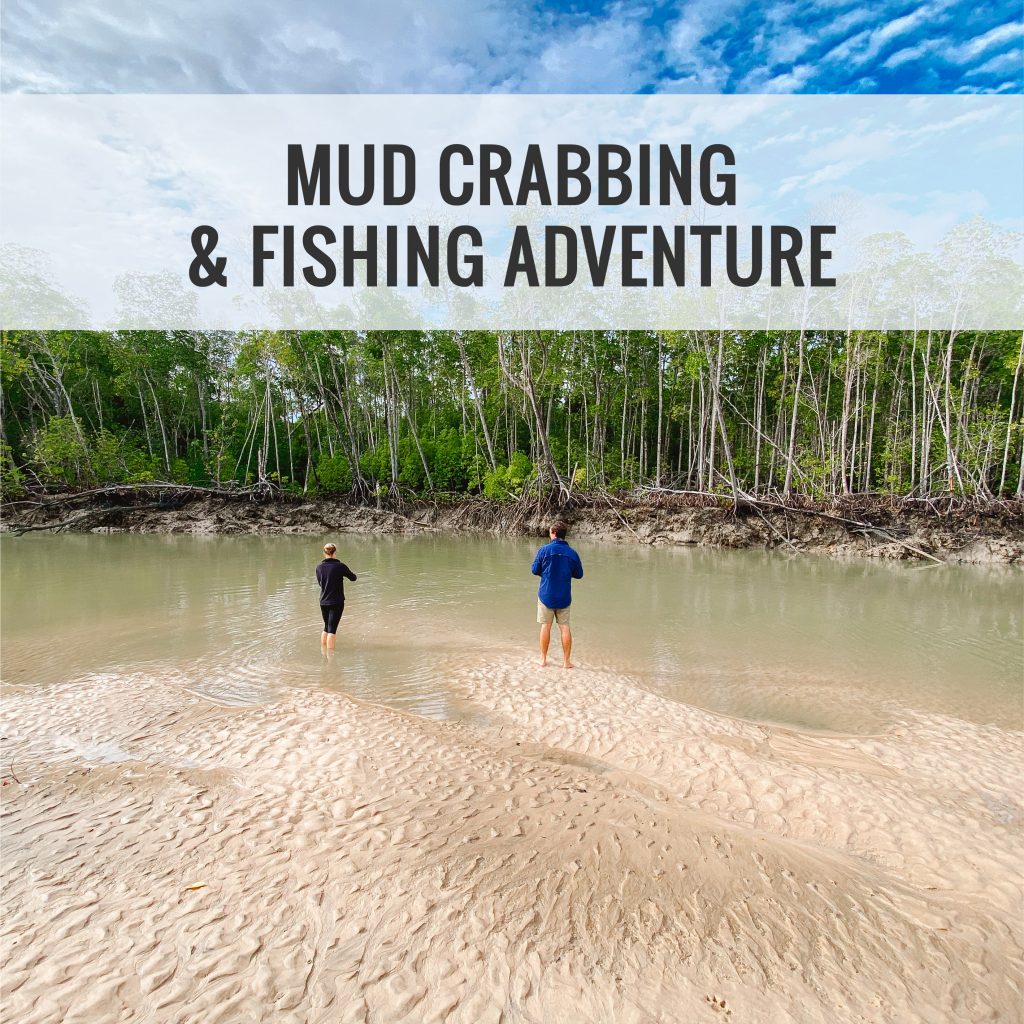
[559,624,573,669]
[321,631,328,646]
[539,623,551,666]
[326,633,337,650]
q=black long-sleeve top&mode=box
[316,558,357,605]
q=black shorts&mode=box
[320,603,345,634]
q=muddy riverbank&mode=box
[3,489,1022,565]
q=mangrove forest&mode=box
[2,328,1021,503]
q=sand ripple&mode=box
[2,667,1022,1023]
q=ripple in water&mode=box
[1,533,1020,731]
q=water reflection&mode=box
[1,533,1021,730]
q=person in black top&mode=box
[316,543,357,649]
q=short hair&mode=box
[323,543,337,556]
[549,521,568,539]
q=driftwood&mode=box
[749,505,801,555]
[8,502,178,537]
[641,486,948,563]
[3,484,1019,562]
[3,482,284,536]
[749,499,945,565]
[385,509,444,532]
[3,482,280,511]
[601,491,652,545]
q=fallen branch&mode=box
[751,505,802,554]
[744,498,946,565]
[386,509,444,532]
[10,502,173,537]
[641,485,947,564]
[4,482,280,511]
[602,491,652,545]
[848,527,945,565]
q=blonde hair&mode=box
[323,543,337,556]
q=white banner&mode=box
[1,94,1022,329]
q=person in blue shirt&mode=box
[531,520,584,669]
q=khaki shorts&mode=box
[537,600,570,625]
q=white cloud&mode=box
[662,0,743,93]
[760,65,814,93]
[818,7,878,37]
[0,0,542,93]
[521,4,656,92]
[949,22,1024,64]
[872,8,930,48]
[968,50,1024,76]
[821,3,944,69]
[2,0,1020,99]
[883,42,937,70]
[757,11,814,67]
[777,159,860,196]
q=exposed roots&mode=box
[2,485,1021,562]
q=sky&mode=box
[1,0,1022,95]
[2,3,1021,331]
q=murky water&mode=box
[1,534,1021,731]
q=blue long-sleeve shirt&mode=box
[531,538,583,609]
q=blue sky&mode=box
[2,0,1021,94]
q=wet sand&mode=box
[2,663,1021,1023]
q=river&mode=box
[2,534,1020,731]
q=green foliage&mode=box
[431,428,465,491]
[3,327,1021,501]
[170,458,190,484]
[89,429,123,483]
[359,438,390,485]
[482,465,512,501]
[398,436,427,490]
[461,433,488,492]
[606,457,641,493]
[125,455,158,484]
[482,452,533,501]
[186,439,211,485]
[26,419,161,488]
[508,451,533,485]
[90,430,160,485]
[316,452,353,494]
[0,441,25,499]
[32,416,88,485]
